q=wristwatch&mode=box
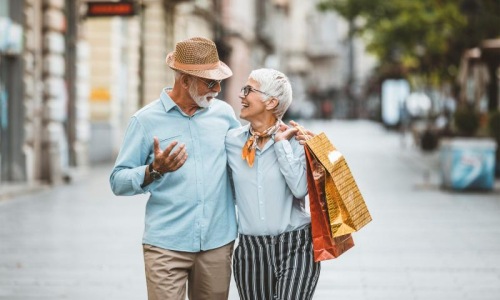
[148,163,163,180]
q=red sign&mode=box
[86,1,137,17]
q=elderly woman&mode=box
[225,68,320,300]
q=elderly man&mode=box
[110,37,239,300]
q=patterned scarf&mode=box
[241,121,281,167]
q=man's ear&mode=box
[180,74,191,89]
[266,98,279,111]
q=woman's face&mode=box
[239,78,268,122]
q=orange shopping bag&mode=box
[305,133,372,238]
[305,146,355,262]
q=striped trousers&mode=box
[233,225,321,300]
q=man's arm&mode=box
[110,117,151,196]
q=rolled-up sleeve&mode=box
[110,117,152,196]
[274,139,307,198]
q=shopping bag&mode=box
[305,132,372,237]
[305,146,355,262]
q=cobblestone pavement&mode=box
[1,120,499,300]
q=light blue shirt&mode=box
[225,124,311,236]
[110,89,240,252]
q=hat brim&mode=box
[166,52,233,81]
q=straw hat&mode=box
[166,37,233,80]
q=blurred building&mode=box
[0,0,376,187]
[0,0,88,186]
[221,0,376,120]
[0,0,25,183]
[84,1,141,164]
[85,0,230,164]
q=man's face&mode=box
[188,77,220,108]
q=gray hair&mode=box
[249,68,292,119]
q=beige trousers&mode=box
[143,242,234,300]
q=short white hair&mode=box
[249,68,292,119]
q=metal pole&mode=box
[138,0,145,107]
[66,0,79,166]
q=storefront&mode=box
[0,0,90,186]
[0,0,25,183]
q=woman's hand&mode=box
[274,125,298,142]
[289,120,316,145]
[274,120,316,143]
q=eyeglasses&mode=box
[241,85,273,97]
[198,77,222,89]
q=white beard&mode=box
[189,81,218,108]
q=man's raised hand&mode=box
[152,137,188,174]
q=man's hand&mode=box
[152,137,188,174]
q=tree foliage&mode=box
[318,0,500,85]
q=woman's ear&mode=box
[265,97,279,111]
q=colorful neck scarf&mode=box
[241,121,281,167]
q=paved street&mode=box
[1,120,499,300]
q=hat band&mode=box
[172,60,220,71]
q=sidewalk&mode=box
[0,164,149,300]
[302,120,500,300]
[0,120,499,300]
[0,183,48,202]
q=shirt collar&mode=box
[242,124,251,135]
[240,123,277,151]
[160,87,211,115]
[160,88,177,113]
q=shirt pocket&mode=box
[159,134,183,149]
[147,134,183,163]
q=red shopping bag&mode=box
[305,146,355,262]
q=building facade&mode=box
[0,0,90,186]
[0,0,376,188]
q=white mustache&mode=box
[205,92,218,98]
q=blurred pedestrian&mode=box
[110,37,239,300]
[226,68,321,300]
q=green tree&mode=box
[318,0,500,85]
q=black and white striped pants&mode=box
[233,225,321,300]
